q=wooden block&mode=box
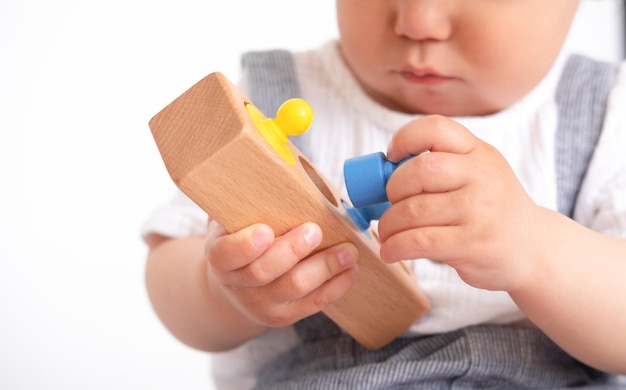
[149,72,430,349]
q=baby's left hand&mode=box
[378,115,541,292]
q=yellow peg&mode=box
[246,98,314,164]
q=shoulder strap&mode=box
[241,50,312,159]
[555,54,617,218]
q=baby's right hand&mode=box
[204,220,359,328]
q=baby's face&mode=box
[336,0,579,116]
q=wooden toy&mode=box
[148,72,430,349]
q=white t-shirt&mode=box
[142,41,626,389]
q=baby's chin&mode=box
[361,78,513,117]
[385,92,511,117]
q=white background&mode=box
[0,1,623,389]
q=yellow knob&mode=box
[246,98,313,165]
[275,99,313,137]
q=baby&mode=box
[143,1,626,388]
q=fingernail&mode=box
[302,224,322,248]
[336,247,357,268]
[251,227,272,249]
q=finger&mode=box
[270,242,358,303]
[207,223,275,273]
[377,192,465,242]
[245,263,359,329]
[379,225,467,264]
[387,115,479,162]
[285,265,359,320]
[226,222,323,288]
[386,151,469,202]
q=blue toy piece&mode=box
[343,152,410,226]
[343,201,391,233]
[344,152,396,208]
[344,152,416,207]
